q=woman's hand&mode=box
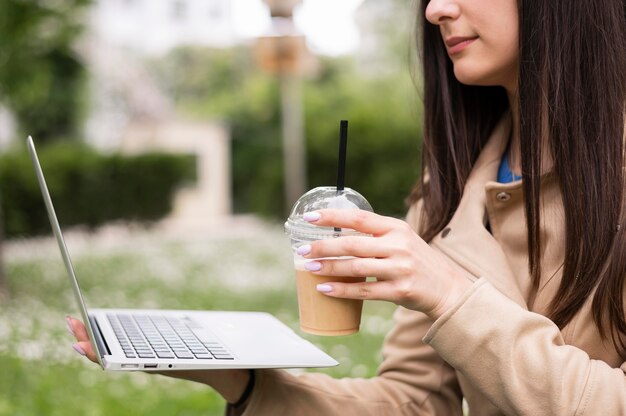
[66,316,99,363]
[65,316,251,404]
[299,209,474,320]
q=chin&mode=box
[452,57,517,89]
[452,65,494,86]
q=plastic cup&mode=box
[285,186,373,336]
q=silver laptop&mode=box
[27,136,338,371]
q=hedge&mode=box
[0,142,196,237]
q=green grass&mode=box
[0,229,396,415]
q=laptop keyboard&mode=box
[107,314,234,360]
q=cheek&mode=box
[451,1,519,87]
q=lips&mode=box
[445,36,479,54]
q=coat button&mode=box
[495,192,511,202]
[441,227,451,238]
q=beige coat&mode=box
[235,114,626,415]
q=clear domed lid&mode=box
[284,186,373,240]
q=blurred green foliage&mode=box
[0,0,90,142]
[303,61,422,218]
[0,143,196,237]
[154,48,422,220]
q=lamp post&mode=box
[256,0,310,211]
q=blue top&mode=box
[497,153,522,183]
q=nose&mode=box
[425,0,461,25]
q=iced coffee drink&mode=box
[285,187,373,336]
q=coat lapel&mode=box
[430,112,529,308]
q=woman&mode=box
[68,0,626,414]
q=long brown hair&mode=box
[411,0,626,351]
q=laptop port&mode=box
[144,364,158,369]
[121,364,139,369]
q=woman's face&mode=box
[425,0,519,92]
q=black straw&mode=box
[336,120,348,191]
[335,120,348,233]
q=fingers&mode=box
[67,316,98,363]
[67,316,89,341]
[74,341,98,363]
[304,209,401,236]
[300,236,390,259]
[317,280,400,303]
[304,257,392,278]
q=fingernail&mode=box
[305,261,322,271]
[317,284,333,293]
[72,343,86,356]
[65,315,76,336]
[66,320,75,337]
[303,212,321,222]
[296,244,311,256]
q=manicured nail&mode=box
[296,244,311,256]
[305,261,322,271]
[303,212,321,222]
[72,343,86,356]
[66,318,75,337]
[317,284,333,293]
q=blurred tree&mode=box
[151,46,251,120]
[0,0,91,143]
[228,56,421,219]
[354,0,418,78]
[0,0,89,296]
[151,47,422,219]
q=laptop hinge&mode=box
[89,315,111,357]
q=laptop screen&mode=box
[27,136,105,367]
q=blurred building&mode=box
[84,0,237,223]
